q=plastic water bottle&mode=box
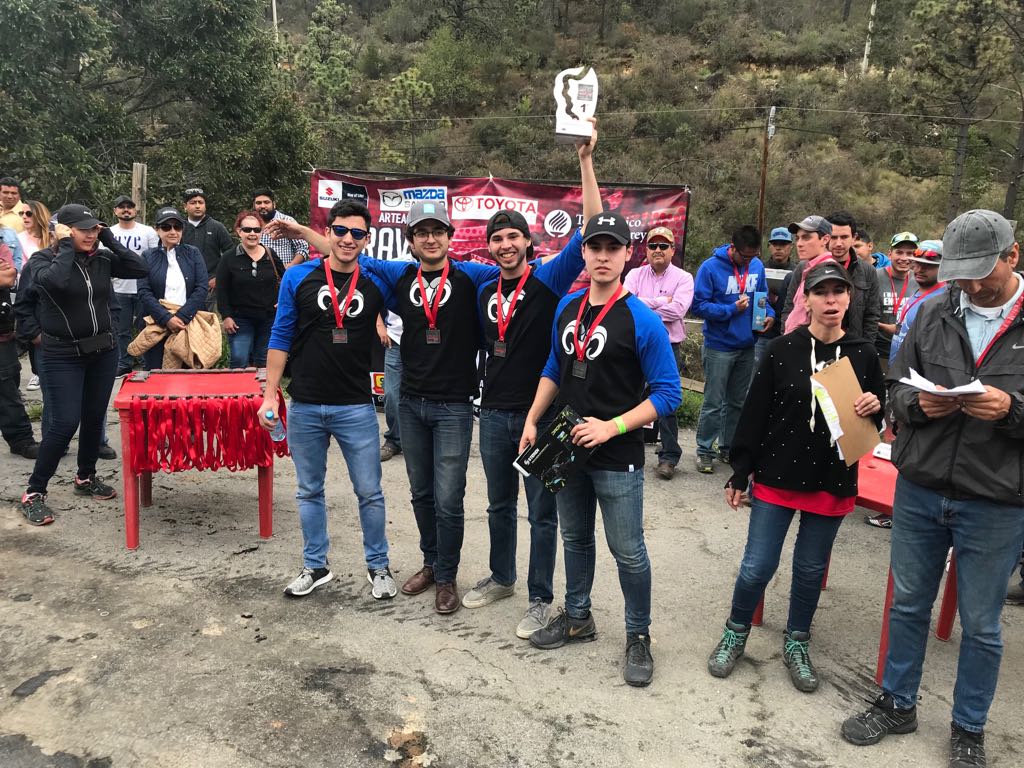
[266,410,287,442]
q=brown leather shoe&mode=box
[435,581,460,614]
[401,566,435,595]
[656,461,676,480]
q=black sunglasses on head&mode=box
[331,225,368,240]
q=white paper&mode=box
[898,368,987,397]
[810,379,846,461]
[872,442,892,461]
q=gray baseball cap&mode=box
[940,209,1017,281]
[406,200,452,231]
[788,215,832,237]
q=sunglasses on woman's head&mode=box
[158,222,183,231]
[331,225,368,240]
[240,226,262,234]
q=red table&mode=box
[858,454,958,685]
[113,369,287,550]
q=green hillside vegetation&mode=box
[3,0,1023,263]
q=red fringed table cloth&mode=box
[112,369,289,549]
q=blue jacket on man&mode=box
[137,244,209,326]
[691,243,772,352]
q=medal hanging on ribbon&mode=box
[322,260,360,344]
[571,284,623,380]
[418,262,450,346]
[493,265,531,359]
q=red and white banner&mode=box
[310,171,691,270]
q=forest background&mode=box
[3,0,1024,266]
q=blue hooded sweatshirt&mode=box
[691,243,772,352]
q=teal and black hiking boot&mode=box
[707,619,749,678]
[783,629,819,692]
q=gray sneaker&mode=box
[283,567,333,597]
[707,619,750,678]
[461,576,515,609]
[783,629,819,692]
[516,598,553,639]
[368,567,397,600]
[696,454,715,474]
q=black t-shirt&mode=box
[358,256,502,402]
[268,259,390,405]
[478,231,584,410]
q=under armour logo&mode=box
[597,216,616,226]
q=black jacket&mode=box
[29,230,148,356]
[728,327,886,497]
[215,244,285,319]
[181,216,233,275]
[781,256,881,344]
[889,283,1024,506]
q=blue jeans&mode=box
[558,467,651,634]
[37,351,110,447]
[28,347,117,494]
[753,335,772,368]
[286,401,389,571]
[382,343,402,448]
[479,408,558,602]
[882,476,1024,732]
[227,316,274,368]
[114,292,141,370]
[696,345,754,458]
[399,395,474,583]
[729,497,844,632]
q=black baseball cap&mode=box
[582,212,631,245]
[55,204,102,230]
[112,195,136,208]
[486,210,531,240]
[154,206,186,225]
[803,260,853,292]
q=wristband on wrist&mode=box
[614,416,627,435]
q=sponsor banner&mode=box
[310,171,691,269]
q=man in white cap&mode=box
[842,209,1024,768]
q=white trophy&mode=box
[553,66,599,144]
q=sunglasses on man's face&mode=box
[647,242,671,251]
[331,225,368,240]
[158,223,183,232]
[240,226,262,234]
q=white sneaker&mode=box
[26,375,40,391]
[283,567,333,597]
[516,598,553,639]
[368,567,397,600]
[461,576,515,608]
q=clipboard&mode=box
[810,355,880,466]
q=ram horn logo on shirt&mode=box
[561,319,607,360]
[317,285,365,317]
[486,289,526,323]
[409,276,452,308]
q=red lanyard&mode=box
[897,284,944,324]
[573,284,624,361]
[887,268,910,316]
[417,261,450,330]
[975,291,1024,367]
[733,263,750,294]
[495,265,531,342]
[322,261,360,329]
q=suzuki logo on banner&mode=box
[378,187,448,212]
[318,179,341,208]
[450,196,540,224]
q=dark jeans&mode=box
[558,467,651,634]
[382,343,401,448]
[478,408,558,602]
[399,395,474,584]
[38,350,110,447]
[657,342,684,465]
[227,316,274,368]
[28,346,117,493]
[696,345,754,458]
[729,496,844,633]
[0,338,34,449]
[114,292,141,370]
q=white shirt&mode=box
[110,222,159,294]
[164,248,188,306]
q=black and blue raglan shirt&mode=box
[478,229,584,411]
[542,290,682,471]
[268,259,393,405]
[358,256,501,402]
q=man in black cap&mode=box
[180,187,232,311]
[109,195,158,376]
[461,134,600,637]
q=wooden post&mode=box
[131,162,148,224]
[756,107,776,236]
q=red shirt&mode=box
[753,483,855,517]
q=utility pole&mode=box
[861,0,877,76]
[757,106,776,236]
[131,162,148,224]
[271,0,279,42]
